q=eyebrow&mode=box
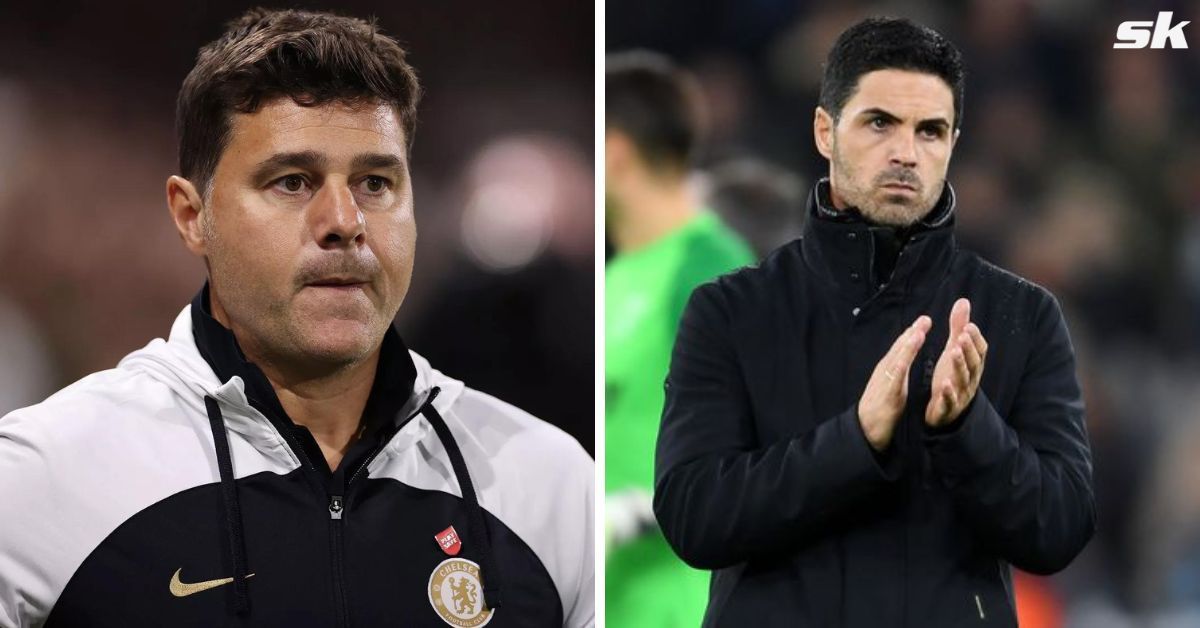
[249,151,407,183]
[249,151,328,182]
[859,107,951,129]
[351,152,405,172]
[860,107,901,123]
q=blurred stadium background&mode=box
[0,1,594,454]
[610,0,1200,625]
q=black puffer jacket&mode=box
[654,180,1096,627]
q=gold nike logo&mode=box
[168,568,256,597]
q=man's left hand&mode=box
[925,298,989,428]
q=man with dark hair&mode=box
[654,17,1095,627]
[606,51,702,173]
[0,9,593,627]
[604,51,753,628]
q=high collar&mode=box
[811,177,956,231]
[801,179,958,313]
[189,283,417,461]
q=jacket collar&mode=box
[801,178,958,312]
[811,176,955,229]
[189,283,417,452]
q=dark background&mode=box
[610,0,1200,624]
[0,1,595,454]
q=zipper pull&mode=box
[329,495,344,520]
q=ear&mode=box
[166,175,208,257]
[813,107,835,160]
[605,130,634,182]
[951,127,961,151]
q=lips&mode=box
[297,259,380,292]
[304,276,369,289]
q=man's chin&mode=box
[861,201,924,227]
[290,318,382,365]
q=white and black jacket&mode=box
[0,289,594,627]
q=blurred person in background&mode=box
[705,157,806,258]
[604,51,753,628]
[0,9,593,626]
[653,17,1094,626]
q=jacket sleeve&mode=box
[564,448,595,628]
[924,293,1096,574]
[653,284,902,570]
[0,408,55,628]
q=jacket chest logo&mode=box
[428,558,495,626]
[168,568,255,597]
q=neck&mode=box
[211,298,378,471]
[611,174,695,252]
[261,351,380,472]
[828,184,850,211]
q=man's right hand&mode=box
[857,316,932,452]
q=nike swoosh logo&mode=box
[169,568,256,597]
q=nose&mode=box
[308,180,366,248]
[889,130,918,169]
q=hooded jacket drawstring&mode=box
[203,385,504,617]
[420,399,506,610]
[204,395,252,616]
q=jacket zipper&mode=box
[332,387,439,627]
[329,494,349,628]
[263,402,352,626]
[255,388,440,627]
[296,431,350,628]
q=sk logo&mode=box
[168,568,256,597]
[1114,11,1190,49]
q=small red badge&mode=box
[435,525,462,556]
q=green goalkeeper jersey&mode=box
[606,211,753,627]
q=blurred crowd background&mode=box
[610,0,1200,625]
[0,0,594,453]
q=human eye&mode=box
[869,116,891,131]
[271,173,311,195]
[356,175,393,196]
[918,124,946,140]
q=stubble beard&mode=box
[831,145,940,228]
[204,222,379,378]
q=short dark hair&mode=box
[819,17,965,130]
[177,8,422,195]
[605,51,703,172]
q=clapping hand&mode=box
[925,298,989,428]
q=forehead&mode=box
[842,69,954,123]
[225,98,407,163]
